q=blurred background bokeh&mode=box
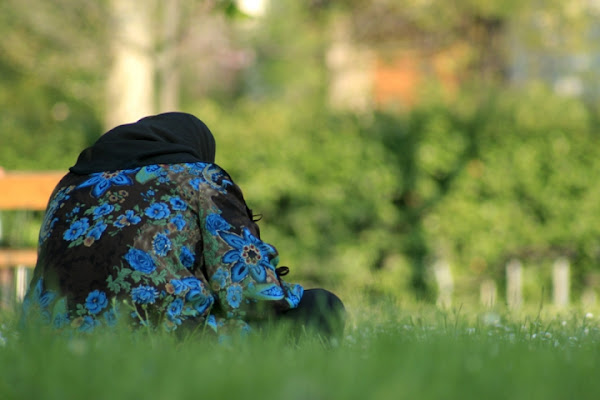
[2,0,600,310]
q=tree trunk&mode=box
[158,0,180,112]
[105,0,155,129]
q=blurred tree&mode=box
[0,0,110,104]
[105,0,155,128]
[333,0,600,96]
[200,0,600,302]
[323,0,600,298]
[2,0,600,305]
[0,0,248,170]
[0,0,109,170]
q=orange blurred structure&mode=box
[0,169,64,306]
[372,44,467,108]
[0,170,64,210]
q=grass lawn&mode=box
[1,297,599,400]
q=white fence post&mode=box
[552,258,570,307]
[433,259,453,307]
[506,259,523,309]
[15,266,28,302]
[480,279,497,307]
[581,273,598,308]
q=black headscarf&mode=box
[70,112,216,174]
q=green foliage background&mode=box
[2,0,600,305]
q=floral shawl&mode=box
[22,162,303,337]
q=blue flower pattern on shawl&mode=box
[114,210,141,228]
[170,214,186,230]
[63,218,90,241]
[22,278,56,323]
[226,284,243,308]
[145,203,170,219]
[87,222,107,240]
[219,228,276,283]
[77,169,139,198]
[85,290,108,315]
[92,203,114,219]
[152,233,172,256]
[79,315,101,332]
[131,285,159,304]
[205,213,230,236]
[167,298,183,325]
[124,248,156,274]
[21,162,303,339]
[179,246,195,268]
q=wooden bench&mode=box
[0,169,64,307]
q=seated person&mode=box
[21,112,345,341]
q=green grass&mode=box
[1,301,600,400]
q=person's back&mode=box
[22,112,344,340]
